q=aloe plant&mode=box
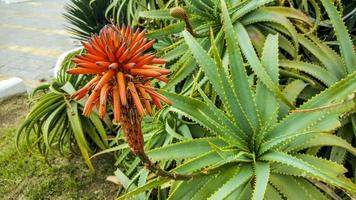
[64,0,111,41]
[117,1,356,199]
[105,0,177,27]
[278,1,356,182]
[16,0,356,198]
[138,0,316,91]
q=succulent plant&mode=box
[117,1,356,199]
[64,0,111,41]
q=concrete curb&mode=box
[0,77,27,102]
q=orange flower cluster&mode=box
[67,25,171,122]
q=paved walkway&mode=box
[0,0,77,86]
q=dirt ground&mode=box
[0,95,29,128]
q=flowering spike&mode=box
[66,25,194,180]
[68,24,172,152]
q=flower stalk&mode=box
[67,24,198,180]
[170,6,208,38]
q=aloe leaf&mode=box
[42,103,66,150]
[252,162,270,200]
[114,168,132,190]
[259,131,315,156]
[266,71,356,140]
[330,126,353,164]
[165,121,186,141]
[256,34,280,133]
[240,8,299,52]
[221,0,259,131]
[146,22,185,38]
[264,184,283,200]
[245,26,265,56]
[116,178,169,200]
[208,165,252,200]
[147,137,227,161]
[230,0,274,21]
[279,80,307,118]
[89,114,109,147]
[91,144,129,159]
[163,53,196,89]
[295,154,347,176]
[306,33,346,73]
[297,34,344,77]
[285,133,356,156]
[82,119,106,150]
[291,178,328,200]
[183,29,255,135]
[261,151,356,192]
[279,60,338,86]
[257,24,297,58]
[26,94,63,119]
[161,91,248,149]
[191,166,238,200]
[138,9,173,19]
[48,112,66,148]
[174,149,249,175]
[261,7,312,25]
[271,161,347,194]
[224,183,249,200]
[210,30,255,134]
[236,181,253,200]
[269,174,316,200]
[235,23,294,109]
[66,101,94,172]
[23,100,64,146]
[162,41,188,62]
[320,0,356,73]
[169,175,214,200]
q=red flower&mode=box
[67,24,171,124]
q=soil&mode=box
[0,95,29,128]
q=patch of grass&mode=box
[0,96,118,199]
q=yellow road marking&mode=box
[0,24,72,36]
[0,44,61,58]
[0,10,63,20]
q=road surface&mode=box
[0,0,77,86]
